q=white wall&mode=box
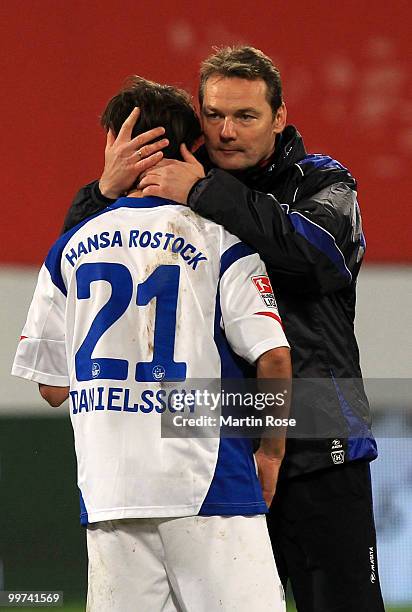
[0,266,55,414]
[356,265,412,379]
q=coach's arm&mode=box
[39,384,69,407]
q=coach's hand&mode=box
[99,107,169,199]
[254,448,283,508]
[139,144,205,204]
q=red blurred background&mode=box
[1,0,410,264]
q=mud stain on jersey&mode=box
[180,207,207,233]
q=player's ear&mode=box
[273,103,287,135]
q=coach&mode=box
[65,46,385,611]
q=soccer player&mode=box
[12,77,291,612]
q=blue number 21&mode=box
[75,262,187,382]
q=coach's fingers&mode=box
[116,107,141,142]
[180,143,201,167]
[135,151,164,175]
[138,161,176,187]
[130,126,166,152]
[135,138,169,161]
[138,170,162,189]
[141,184,162,197]
[139,158,175,181]
[105,129,116,150]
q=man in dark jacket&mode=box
[64,46,385,612]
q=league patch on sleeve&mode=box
[251,276,277,308]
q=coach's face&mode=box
[201,75,286,170]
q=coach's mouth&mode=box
[218,148,243,155]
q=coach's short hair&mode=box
[199,45,283,115]
[101,76,201,160]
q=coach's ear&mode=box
[273,103,287,135]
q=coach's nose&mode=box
[220,117,236,140]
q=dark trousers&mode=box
[267,460,385,612]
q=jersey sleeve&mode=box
[11,264,69,386]
[219,236,289,364]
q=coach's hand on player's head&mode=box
[139,143,205,204]
[99,107,169,199]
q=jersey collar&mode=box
[109,196,176,210]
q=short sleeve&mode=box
[219,241,289,364]
[11,264,69,386]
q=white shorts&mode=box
[86,515,285,612]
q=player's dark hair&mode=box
[199,45,283,115]
[101,76,201,160]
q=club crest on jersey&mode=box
[92,363,101,378]
[152,365,166,381]
[251,276,277,309]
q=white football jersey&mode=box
[12,197,289,523]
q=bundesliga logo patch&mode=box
[251,276,277,308]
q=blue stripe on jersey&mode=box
[45,207,114,296]
[44,197,174,295]
[198,437,267,515]
[79,489,89,526]
[332,376,378,462]
[199,276,267,516]
[220,242,255,279]
[289,212,352,282]
[212,288,255,380]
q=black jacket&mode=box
[64,125,377,479]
